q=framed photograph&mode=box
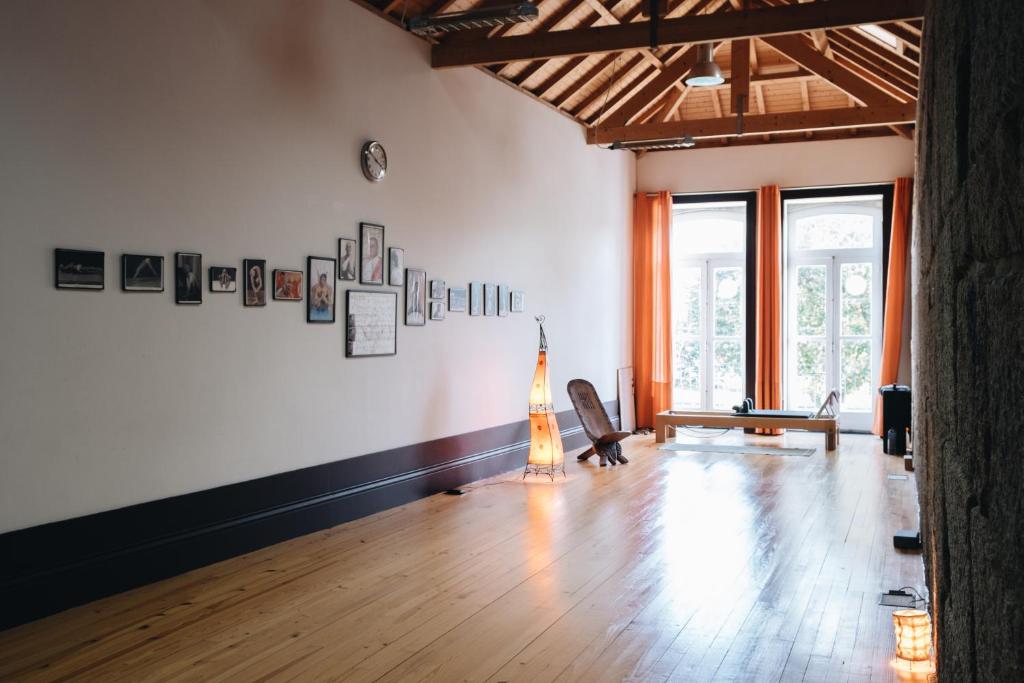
[388,247,405,286]
[498,284,510,317]
[359,222,385,285]
[273,269,303,301]
[243,259,267,307]
[511,289,526,313]
[338,238,357,281]
[484,283,497,316]
[121,254,163,292]
[346,290,397,358]
[55,249,104,290]
[429,279,445,300]
[405,268,426,326]
[430,301,445,321]
[448,286,467,312]
[208,266,237,292]
[469,282,483,316]
[307,257,336,323]
[175,252,202,304]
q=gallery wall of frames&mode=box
[54,221,527,360]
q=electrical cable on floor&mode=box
[676,425,731,439]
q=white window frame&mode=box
[783,198,884,431]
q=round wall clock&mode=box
[361,140,387,182]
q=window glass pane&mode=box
[794,213,873,250]
[672,266,701,337]
[841,262,872,336]
[796,265,827,336]
[673,341,701,409]
[841,339,872,411]
[712,340,743,410]
[794,340,826,410]
[672,202,746,254]
[713,267,742,336]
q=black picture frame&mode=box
[510,289,526,313]
[121,254,163,292]
[405,268,426,326]
[388,247,405,286]
[430,279,445,300]
[498,284,510,317]
[430,301,445,321]
[174,252,203,304]
[243,259,267,307]
[272,269,303,301]
[469,281,483,316]
[448,286,467,312]
[55,248,104,290]
[338,238,357,281]
[346,290,398,358]
[208,266,237,293]
[359,222,385,286]
[307,256,337,323]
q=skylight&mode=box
[859,24,900,50]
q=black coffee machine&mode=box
[879,384,911,455]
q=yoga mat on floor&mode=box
[659,442,816,457]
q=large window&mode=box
[783,192,886,431]
[671,198,751,411]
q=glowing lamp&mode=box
[524,316,565,480]
[892,609,932,667]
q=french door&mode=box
[784,194,884,431]
[673,259,745,410]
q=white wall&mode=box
[0,0,634,532]
[637,135,915,192]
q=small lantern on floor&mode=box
[892,608,933,669]
[524,316,565,480]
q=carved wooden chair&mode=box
[567,379,631,466]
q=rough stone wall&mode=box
[914,0,1024,680]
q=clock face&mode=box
[361,141,387,182]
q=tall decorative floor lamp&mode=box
[524,315,565,480]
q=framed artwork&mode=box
[469,282,483,316]
[55,249,104,290]
[307,257,336,323]
[121,254,163,292]
[388,247,405,286]
[346,290,397,357]
[405,268,426,326]
[273,269,303,301]
[209,266,237,292]
[430,301,445,321]
[175,252,203,304]
[498,284,510,317]
[448,286,467,312]
[511,289,526,313]
[359,222,385,285]
[430,279,445,300]
[243,259,267,307]
[484,283,497,316]
[338,238,357,281]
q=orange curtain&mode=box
[872,177,914,435]
[755,185,783,435]
[633,192,672,428]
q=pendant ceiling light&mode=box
[685,43,724,87]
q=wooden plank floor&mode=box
[0,432,934,682]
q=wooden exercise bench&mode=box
[654,392,841,452]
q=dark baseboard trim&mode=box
[0,401,618,631]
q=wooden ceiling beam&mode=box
[831,51,917,102]
[759,33,896,106]
[431,0,924,68]
[731,38,750,113]
[833,28,919,76]
[596,44,705,126]
[587,101,917,144]
[828,40,918,98]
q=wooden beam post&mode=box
[586,102,917,144]
[731,38,750,113]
